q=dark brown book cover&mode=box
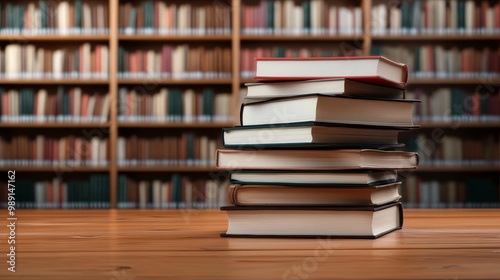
[137,5,144,29]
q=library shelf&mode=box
[415,122,500,129]
[414,166,500,173]
[0,34,110,42]
[0,79,110,85]
[240,34,364,41]
[118,34,232,41]
[372,34,500,41]
[0,166,110,172]
[0,122,111,128]
[118,166,219,172]
[117,122,234,128]
[408,78,500,85]
[117,78,233,85]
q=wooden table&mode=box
[1,209,500,280]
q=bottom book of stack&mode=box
[221,202,403,239]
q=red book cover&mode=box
[253,56,408,88]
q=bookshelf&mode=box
[0,0,499,209]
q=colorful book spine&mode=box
[0,135,110,167]
[118,44,232,79]
[0,87,110,122]
[117,174,228,209]
[119,1,231,35]
[371,0,500,35]
[0,175,110,209]
[241,0,362,35]
[0,0,109,34]
[0,43,109,79]
[117,133,219,167]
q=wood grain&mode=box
[0,209,499,279]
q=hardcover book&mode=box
[240,95,418,127]
[222,122,409,148]
[228,182,402,206]
[216,149,419,170]
[245,78,405,99]
[221,202,403,238]
[229,170,398,186]
[254,56,408,87]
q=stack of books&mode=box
[216,56,419,239]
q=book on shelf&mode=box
[117,174,228,209]
[229,170,398,186]
[254,56,408,86]
[216,149,419,171]
[222,122,408,148]
[0,0,109,35]
[0,175,110,209]
[0,87,110,123]
[240,95,418,127]
[371,45,500,79]
[244,78,405,100]
[228,182,402,207]
[240,1,363,35]
[119,2,231,35]
[220,202,403,238]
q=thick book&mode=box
[254,56,408,87]
[240,95,418,127]
[229,170,398,186]
[215,149,419,170]
[222,122,408,148]
[228,182,402,206]
[221,202,403,238]
[245,78,405,100]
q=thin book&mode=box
[216,149,419,171]
[228,182,402,207]
[254,56,408,87]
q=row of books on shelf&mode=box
[241,1,362,35]
[117,134,218,167]
[0,44,109,79]
[407,134,500,164]
[0,136,109,167]
[0,1,109,34]
[0,175,110,209]
[408,88,500,121]
[0,87,110,123]
[401,177,500,208]
[117,45,232,79]
[372,0,500,35]
[119,1,231,35]
[240,47,362,78]
[372,45,500,78]
[118,88,231,123]
[117,175,227,209]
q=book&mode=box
[228,182,402,206]
[222,122,407,148]
[245,78,405,100]
[254,56,408,86]
[220,202,403,238]
[240,95,417,127]
[216,149,419,170]
[229,170,398,186]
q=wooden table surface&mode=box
[0,209,500,280]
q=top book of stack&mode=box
[253,56,408,88]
